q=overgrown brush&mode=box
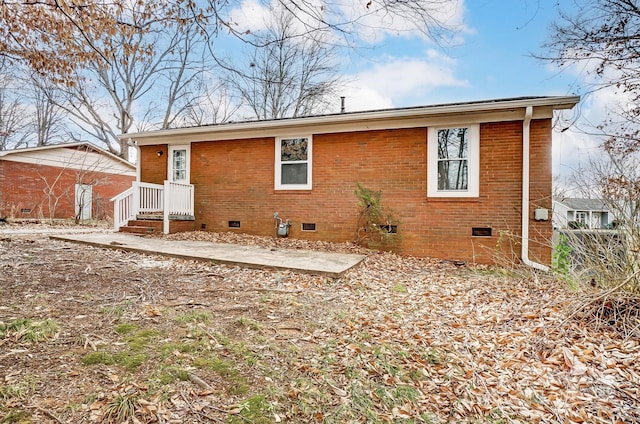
[353,183,400,251]
[557,227,640,338]
[554,152,640,337]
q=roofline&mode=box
[553,198,609,211]
[0,141,135,169]
[120,96,580,142]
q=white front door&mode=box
[75,183,92,221]
[168,145,191,183]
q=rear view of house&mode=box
[114,96,579,266]
[0,142,135,221]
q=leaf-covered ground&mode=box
[1,227,639,423]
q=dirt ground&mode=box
[1,226,640,423]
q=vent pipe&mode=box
[340,96,346,113]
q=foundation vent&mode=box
[380,224,398,234]
[301,223,316,231]
[472,227,492,237]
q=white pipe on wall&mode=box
[521,106,550,272]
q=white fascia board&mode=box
[0,141,88,157]
[123,96,580,146]
[0,147,136,176]
[0,142,135,171]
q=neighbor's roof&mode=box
[121,95,580,145]
[556,197,609,212]
[0,141,134,169]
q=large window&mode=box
[427,125,479,197]
[275,136,312,190]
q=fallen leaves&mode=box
[1,231,640,423]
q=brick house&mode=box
[0,142,135,221]
[113,96,579,267]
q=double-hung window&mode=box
[427,125,479,197]
[275,136,312,190]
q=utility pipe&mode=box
[521,106,550,272]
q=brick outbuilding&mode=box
[0,142,135,221]
[114,96,579,267]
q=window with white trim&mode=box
[275,136,312,190]
[427,125,479,197]
[168,144,191,184]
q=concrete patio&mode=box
[50,232,366,277]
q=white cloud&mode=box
[552,123,600,177]
[337,0,470,44]
[338,50,468,112]
[226,0,271,34]
[338,85,394,112]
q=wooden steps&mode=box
[118,214,195,234]
[119,219,163,234]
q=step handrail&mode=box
[111,187,134,231]
[112,181,194,233]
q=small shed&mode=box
[0,142,135,221]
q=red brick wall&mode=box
[140,145,168,184]
[0,160,135,220]
[144,119,553,265]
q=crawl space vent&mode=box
[228,221,241,228]
[472,227,492,237]
[301,223,316,231]
[380,225,398,234]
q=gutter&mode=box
[521,106,550,272]
[120,96,580,142]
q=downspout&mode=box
[522,106,550,272]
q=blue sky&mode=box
[338,0,578,108]
[453,0,575,100]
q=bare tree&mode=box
[36,145,115,223]
[212,0,458,48]
[0,0,212,85]
[181,79,240,126]
[157,26,208,130]
[54,6,208,160]
[0,72,28,150]
[2,0,457,78]
[543,0,640,153]
[28,76,67,146]
[557,152,640,292]
[227,7,342,120]
[2,1,460,152]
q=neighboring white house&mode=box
[553,198,614,229]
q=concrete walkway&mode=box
[50,232,366,277]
